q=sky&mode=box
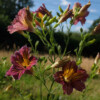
[31,0,100,32]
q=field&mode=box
[0,50,100,100]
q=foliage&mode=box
[0,0,34,49]
[0,0,100,100]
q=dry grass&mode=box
[0,50,95,72]
[0,50,14,62]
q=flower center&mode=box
[22,58,30,67]
[64,76,70,82]
[63,68,75,82]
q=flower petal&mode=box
[54,71,64,84]
[72,81,85,91]
[6,65,25,80]
[63,83,73,95]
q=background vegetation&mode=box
[0,0,100,57]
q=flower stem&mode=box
[40,82,43,100]
[62,23,72,58]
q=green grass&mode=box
[0,58,100,100]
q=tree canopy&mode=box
[0,0,34,49]
[0,0,34,19]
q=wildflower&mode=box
[33,4,52,27]
[36,4,52,18]
[8,7,34,34]
[54,60,88,95]
[6,46,37,80]
[92,23,100,34]
[73,0,91,25]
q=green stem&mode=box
[76,34,90,64]
[40,82,42,100]
[28,38,34,53]
[62,23,72,58]
[23,33,35,53]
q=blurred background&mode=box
[0,0,100,57]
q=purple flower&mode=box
[33,4,52,27]
[73,1,91,25]
[54,60,88,95]
[36,4,52,18]
[8,7,34,34]
[6,46,37,80]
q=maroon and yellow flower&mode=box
[73,0,91,25]
[53,60,88,95]
[8,7,34,34]
[33,4,52,27]
[6,46,37,80]
[36,4,52,18]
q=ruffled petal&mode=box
[63,83,73,95]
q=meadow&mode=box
[0,50,100,100]
[1,0,100,100]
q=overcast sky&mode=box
[31,0,100,32]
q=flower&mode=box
[73,0,91,25]
[36,4,52,18]
[8,7,34,34]
[92,23,100,34]
[6,46,37,80]
[58,4,73,24]
[33,4,52,27]
[54,60,88,95]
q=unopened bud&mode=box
[94,53,100,64]
[86,39,96,46]
[43,14,47,22]
[36,17,41,23]
[80,28,83,33]
[49,49,54,55]
[53,23,59,28]
[57,45,61,54]
[57,12,60,17]
[59,6,63,13]
[35,41,39,49]
[48,16,57,24]
[51,56,70,68]
[47,16,50,21]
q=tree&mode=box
[0,0,34,49]
[0,0,34,19]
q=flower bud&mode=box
[59,6,63,13]
[53,23,59,28]
[56,12,60,17]
[48,16,57,24]
[51,56,70,68]
[86,39,96,46]
[35,41,39,49]
[94,53,100,64]
[36,17,41,23]
[43,14,47,22]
